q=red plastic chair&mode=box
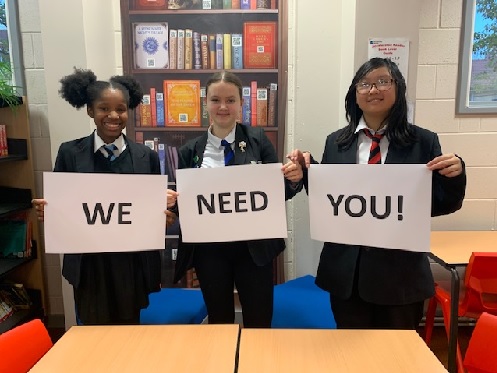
[464,312,497,373]
[0,318,53,373]
[424,252,497,373]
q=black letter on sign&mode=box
[327,194,344,216]
[197,194,215,215]
[344,195,366,217]
[250,191,268,211]
[82,203,115,225]
[234,192,248,213]
[118,203,132,224]
[219,192,232,213]
[371,196,391,219]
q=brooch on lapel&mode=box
[193,155,200,168]
[238,141,246,153]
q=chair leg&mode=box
[424,296,438,344]
[438,297,465,373]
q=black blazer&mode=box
[312,125,466,305]
[55,132,162,293]
[173,124,301,283]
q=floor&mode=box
[47,323,474,371]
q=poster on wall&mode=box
[368,38,410,84]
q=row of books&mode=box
[0,283,31,323]
[133,21,277,70]
[135,0,277,11]
[0,124,8,157]
[137,80,277,127]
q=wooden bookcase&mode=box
[0,100,46,333]
[119,0,287,285]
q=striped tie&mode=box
[362,129,384,164]
[103,144,118,161]
[221,139,234,166]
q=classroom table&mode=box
[29,324,240,373]
[429,230,497,373]
[237,328,448,372]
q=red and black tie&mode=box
[362,129,384,164]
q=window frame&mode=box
[456,0,497,115]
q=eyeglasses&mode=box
[356,78,394,94]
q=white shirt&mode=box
[93,131,126,159]
[201,126,236,168]
[354,117,389,164]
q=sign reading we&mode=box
[308,164,432,252]
[43,172,168,254]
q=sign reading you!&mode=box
[176,163,287,243]
[43,172,168,254]
[308,164,432,252]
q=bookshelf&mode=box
[120,0,287,286]
[0,100,46,333]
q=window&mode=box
[456,0,497,114]
[0,0,24,96]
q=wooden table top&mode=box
[30,324,240,373]
[431,231,497,265]
[237,328,448,373]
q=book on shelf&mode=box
[241,86,251,126]
[139,94,152,127]
[200,87,210,127]
[156,91,165,127]
[169,29,178,69]
[202,0,212,9]
[163,80,201,127]
[135,132,144,144]
[211,0,223,9]
[184,29,193,70]
[0,283,32,311]
[201,34,209,69]
[193,32,202,70]
[0,220,28,259]
[267,83,277,127]
[169,0,202,9]
[158,143,166,175]
[215,34,224,70]
[166,145,179,183]
[0,124,7,157]
[177,29,185,69]
[144,140,154,150]
[223,34,232,69]
[240,0,250,9]
[250,0,256,9]
[150,87,157,127]
[134,0,167,10]
[250,81,258,126]
[232,0,241,8]
[223,0,231,8]
[256,0,270,8]
[133,23,169,69]
[208,34,216,69]
[231,34,243,69]
[243,21,277,69]
[256,88,268,126]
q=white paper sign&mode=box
[176,164,287,243]
[368,38,410,83]
[308,164,431,252]
[43,172,168,253]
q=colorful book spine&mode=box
[223,33,232,69]
[150,87,157,126]
[156,91,165,127]
[215,33,224,69]
[177,29,185,69]
[193,32,202,70]
[267,83,277,127]
[169,29,178,69]
[209,34,216,69]
[231,34,243,69]
[134,0,167,10]
[135,131,144,144]
[201,34,209,69]
[256,0,270,9]
[250,0,257,9]
[242,86,251,126]
[231,0,241,8]
[140,94,152,127]
[0,124,7,156]
[223,0,232,8]
[200,87,209,127]
[243,21,277,69]
[211,0,223,8]
[184,29,193,70]
[240,0,250,9]
[202,0,212,9]
[256,87,268,126]
[158,143,166,175]
[250,81,257,126]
